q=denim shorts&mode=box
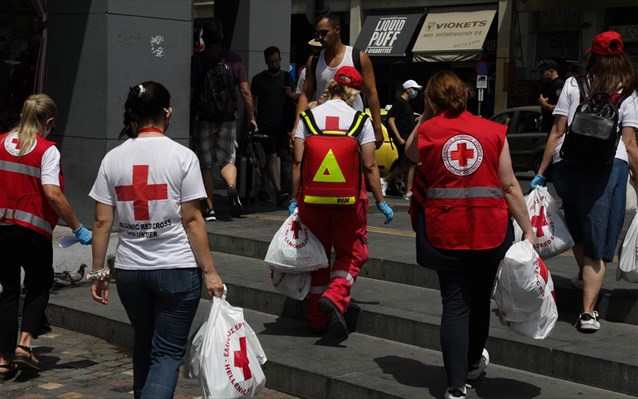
[552,159,628,262]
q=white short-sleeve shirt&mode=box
[90,136,206,271]
[294,99,375,145]
[552,76,638,164]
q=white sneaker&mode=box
[467,348,489,381]
[380,178,388,196]
[576,311,600,332]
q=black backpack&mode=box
[196,50,237,122]
[560,76,629,168]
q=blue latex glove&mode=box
[73,224,92,245]
[376,201,394,225]
[288,198,298,216]
[530,174,546,191]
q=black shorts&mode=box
[257,124,290,157]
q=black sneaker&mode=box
[203,209,217,222]
[227,186,243,217]
[447,387,467,398]
[276,191,291,206]
[318,297,348,340]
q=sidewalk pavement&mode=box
[0,326,299,399]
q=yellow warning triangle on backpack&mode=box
[313,149,346,182]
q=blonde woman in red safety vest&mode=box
[405,71,534,399]
[0,94,92,375]
[290,66,393,341]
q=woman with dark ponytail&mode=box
[88,81,224,398]
[0,94,92,375]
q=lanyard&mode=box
[138,127,164,134]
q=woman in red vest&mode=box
[405,71,534,399]
[0,94,92,375]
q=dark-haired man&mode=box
[191,18,257,220]
[537,59,564,134]
[295,12,384,149]
[251,46,294,205]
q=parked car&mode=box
[490,106,547,172]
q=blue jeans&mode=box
[116,268,202,399]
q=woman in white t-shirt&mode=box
[89,81,223,398]
[532,31,638,333]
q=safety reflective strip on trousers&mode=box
[310,285,329,294]
[332,270,355,286]
[0,160,41,178]
[427,186,503,199]
[0,208,52,234]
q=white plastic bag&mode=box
[493,240,558,339]
[513,187,574,259]
[268,268,311,300]
[617,212,638,283]
[264,212,329,273]
[185,287,267,398]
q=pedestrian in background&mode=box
[532,31,638,332]
[190,18,257,221]
[290,66,393,340]
[295,12,385,148]
[89,82,224,398]
[536,59,565,134]
[406,71,534,399]
[381,79,422,199]
[251,46,294,205]
[0,94,92,374]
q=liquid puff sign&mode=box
[367,17,406,54]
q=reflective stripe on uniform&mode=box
[0,208,52,234]
[0,160,41,178]
[304,195,356,205]
[427,186,503,199]
[310,285,329,295]
[331,270,355,286]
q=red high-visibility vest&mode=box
[415,111,509,250]
[0,132,62,239]
[299,110,368,206]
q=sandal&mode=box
[13,345,40,372]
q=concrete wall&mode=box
[48,0,192,225]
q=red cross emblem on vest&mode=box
[115,165,168,221]
[530,206,549,237]
[450,143,474,167]
[11,137,21,149]
[233,336,252,380]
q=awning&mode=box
[354,13,423,57]
[412,9,496,62]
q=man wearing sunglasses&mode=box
[294,12,384,149]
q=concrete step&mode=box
[45,286,635,399]
[195,252,636,396]
[206,212,638,326]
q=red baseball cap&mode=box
[333,66,362,90]
[588,31,624,56]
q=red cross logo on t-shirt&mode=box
[530,206,548,237]
[325,116,340,131]
[115,165,168,221]
[233,336,252,380]
[11,137,21,149]
[450,143,474,167]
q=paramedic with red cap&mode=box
[290,65,393,340]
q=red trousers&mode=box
[297,195,368,329]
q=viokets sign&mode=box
[417,10,496,51]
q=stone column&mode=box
[47,0,192,223]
